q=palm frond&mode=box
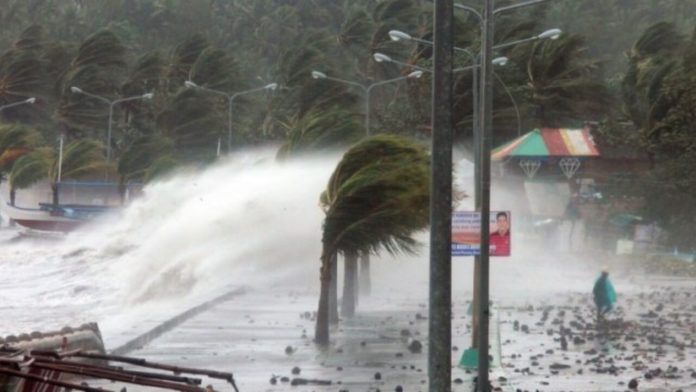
[321,134,430,257]
[8,147,51,190]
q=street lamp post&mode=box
[310,69,423,296]
[461,2,559,391]
[70,87,154,162]
[385,22,560,377]
[184,81,278,153]
[429,1,454,390]
[0,97,36,113]
[310,70,423,136]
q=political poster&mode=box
[452,211,511,257]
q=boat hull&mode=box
[2,204,83,232]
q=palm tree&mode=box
[525,34,611,126]
[622,22,685,131]
[315,134,430,345]
[117,134,176,202]
[0,123,43,204]
[0,50,48,123]
[0,123,42,169]
[156,88,222,163]
[276,107,363,159]
[56,30,127,134]
[9,138,110,206]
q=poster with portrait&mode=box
[452,211,511,257]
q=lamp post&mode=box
[386,21,561,370]
[463,2,558,391]
[388,27,560,137]
[310,70,423,136]
[310,69,423,296]
[0,97,36,112]
[184,81,278,153]
[70,87,154,162]
[429,2,454,390]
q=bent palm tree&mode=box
[316,134,430,345]
[9,138,110,206]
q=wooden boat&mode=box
[1,181,141,232]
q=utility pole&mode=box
[428,0,454,391]
[476,0,494,391]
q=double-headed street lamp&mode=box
[0,97,36,112]
[452,1,559,391]
[388,27,560,137]
[310,70,423,136]
[70,87,154,162]
[420,0,560,389]
[374,52,509,70]
[184,81,278,153]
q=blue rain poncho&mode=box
[593,274,616,313]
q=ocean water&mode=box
[0,148,336,338]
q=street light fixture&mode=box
[0,97,37,112]
[70,87,154,162]
[184,81,277,153]
[461,4,559,392]
[309,69,422,136]
[374,52,508,70]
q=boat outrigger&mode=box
[0,324,239,392]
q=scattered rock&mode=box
[628,378,638,389]
[549,363,570,370]
[291,366,300,375]
[408,339,423,354]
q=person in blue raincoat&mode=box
[593,269,616,322]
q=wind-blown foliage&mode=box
[525,35,611,126]
[276,108,363,159]
[315,134,430,344]
[0,123,42,171]
[117,134,175,183]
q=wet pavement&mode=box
[89,256,696,392]
[104,289,485,391]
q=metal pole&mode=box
[57,134,64,182]
[364,87,371,136]
[429,0,453,391]
[477,0,494,391]
[227,96,234,153]
[362,86,372,298]
[107,102,115,162]
[471,64,481,349]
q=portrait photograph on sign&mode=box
[489,211,511,256]
[451,211,511,257]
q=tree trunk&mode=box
[341,251,358,318]
[51,183,59,206]
[315,249,332,345]
[359,252,371,297]
[329,251,339,325]
[10,188,16,206]
[118,181,127,206]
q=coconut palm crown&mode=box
[315,134,430,345]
